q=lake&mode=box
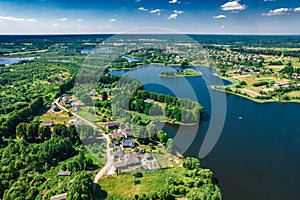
[110,64,300,200]
[0,57,35,66]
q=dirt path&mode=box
[55,98,114,183]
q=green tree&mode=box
[16,123,27,139]
[157,130,168,145]
[166,138,173,153]
[67,172,94,200]
[38,126,51,141]
[102,91,108,101]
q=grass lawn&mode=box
[38,109,73,125]
[99,167,183,198]
[154,146,183,168]
[75,108,100,122]
[130,111,167,124]
[287,91,300,98]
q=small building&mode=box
[68,119,81,125]
[104,88,111,93]
[106,122,118,130]
[72,102,82,111]
[111,132,124,139]
[114,153,140,170]
[51,103,60,112]
[89,90,97,96]
[124,132,133,138]
[144,98,154,104]
[138,148,145,155]
[57,170,72,176]
[42,121,54,126]
[62,98,71,105]
[50,193,67,200]
[122,139,136,148]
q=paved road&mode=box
[55,98,114,183]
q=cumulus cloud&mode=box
[77,18,84,21]
[167,13,178,19]
[138,7,148,11]
[150,9,161,15]
[0,16,38,22]
[57,17,68,21]
[213,14,226,19]
[221,1,246,11]
[169,0,179,3]
[262,8,291,16]
[174,10,184,14]
[52,23,59,26]
[294,7,300,12]
[110,18,116,22]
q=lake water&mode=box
[0,57,35,66]
[110,64,300,200]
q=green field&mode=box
[100,168,180,198]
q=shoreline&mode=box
[109,62,300,104]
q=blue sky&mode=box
[0,0,299,34]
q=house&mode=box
[138,148,145,155]
[42,121,54,126]
[114,148,124,158]
[122,139,136,148]
[72,102,82,111]
[111,132,124,139]
[62,98,71,105]
[114,153,140,170]
[104,88,111,93]
[144,98,154,104]
[50,193,67,200]
[106,122,118,130]
[51,103,60,112]
[124,132,133,138]
[57,170,71,176]
[89,90,97,96]
[274,83,282,88]
[68,119,81,125]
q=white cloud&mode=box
[174,10,184,14]
[169,0,178,3]
[221,25,225,29]
[138,7,148,11]
[53,23,59,26]
[26,18,39,22]
[262,8,291,16]
[150,9,161,15]
[221,1,246,11]
[57,18,68,21]
[0,16,38,22]
[294,7,300,12]
[167,13,178,19]
[213,15,226,19]
[110,18,116,22]
[77,18,84,21]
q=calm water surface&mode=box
[0,57,35,66]
[110,65,300,200]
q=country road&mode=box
[55,98,114,184]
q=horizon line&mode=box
[0,32,300,36]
